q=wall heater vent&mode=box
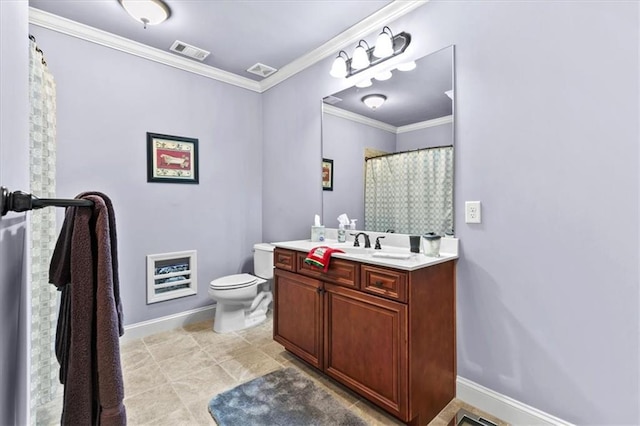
[146,250,197,304]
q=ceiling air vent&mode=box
[169,40,210,61]
[247,63,277,78]
[323,95,342,105]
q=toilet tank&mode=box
[253,243,275,279]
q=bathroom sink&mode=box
[338,246,374,255]
[333,246,413,259]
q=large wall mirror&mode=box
[322,45,455,235]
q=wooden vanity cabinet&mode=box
[273,269,323,368]
[273,247,455,425]
[324,283,408,418]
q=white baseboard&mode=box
[457,376,574,426]
[121,305,215,343]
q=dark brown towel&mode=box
[49,192,126,425]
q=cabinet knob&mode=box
[374,280,384,288]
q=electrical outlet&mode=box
[465,201,481,224]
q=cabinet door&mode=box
[324,283,408,420]
[273,269,323,369]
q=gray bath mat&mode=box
[208,367,367,426]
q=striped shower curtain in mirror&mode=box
[364,146,454,235]
[28,35,60,424]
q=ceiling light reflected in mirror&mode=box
[362,94,387,110]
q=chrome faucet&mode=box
[351,232,371,248]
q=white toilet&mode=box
[208,243,274,333]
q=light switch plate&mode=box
[465,201,481,223]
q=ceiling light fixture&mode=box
[362,94,387,110]
[329,26,411,79]
[119,0,171,29]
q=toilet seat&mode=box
[210,273,258,290]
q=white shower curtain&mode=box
[364,146,454,235]
[28,35,60,424]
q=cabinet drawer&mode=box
[274,248,296,272]
[361,265,408,303]
[296,252,359,289]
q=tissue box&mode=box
[311,226,326,242]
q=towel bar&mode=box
[1,186,93,217]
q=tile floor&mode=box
[38,313,508,425]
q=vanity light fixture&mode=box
[356,79,373,88]
[119,0,171,29]
[329,26,411,79]
[362,94,387,110]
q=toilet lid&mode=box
[210,273,258,290]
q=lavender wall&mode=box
[322,114,395,229]
[0,1,30,424]
[396,122,452,152]
[29,26,264,325]
[263,1,639,424]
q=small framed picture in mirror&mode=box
[322,158,333,191]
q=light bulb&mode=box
[373,28,394,58]
[351,41,370,70]
[330,55,347,78]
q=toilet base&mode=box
[212,291,272,333]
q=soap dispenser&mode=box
[338,224,346,243]
[349,219,357,230]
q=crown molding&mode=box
[29,1,428,94]
[323,104,396,133]
[323,105,452,135]
[28,8,262,93]
[396,115,453,133]
[259,0,429,92]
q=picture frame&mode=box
[322,158,333,191]
[147,132,199,184]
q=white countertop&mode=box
[270,237,458,271]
